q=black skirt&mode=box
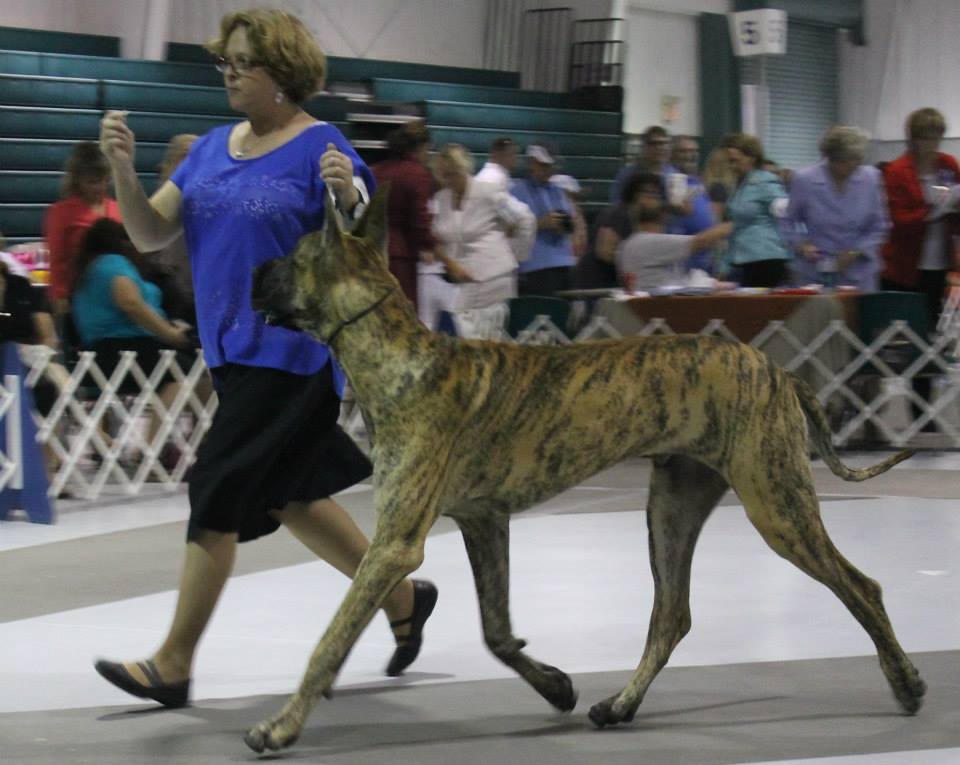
[187,362,372,543]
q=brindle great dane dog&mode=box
[245,189,924,752]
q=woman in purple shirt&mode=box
[93,9,436,709]
[786,126,890,291]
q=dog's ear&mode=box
[352,183,389,264]
[323,192,344,250]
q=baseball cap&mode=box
[526,144,556,165]
[550,174,581,194]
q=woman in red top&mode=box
[371,121,436,308]
[43,142,122,312]
[881,107,960,324]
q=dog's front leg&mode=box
[244,487,438,753]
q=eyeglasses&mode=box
[214,54,263,74]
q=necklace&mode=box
[233,126,267,158]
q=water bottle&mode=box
[817,253,837,290]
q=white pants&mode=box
[417,270,517,336]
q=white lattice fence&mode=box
[18,346,216,500]
[3,312,959,502]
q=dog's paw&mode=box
[244,711,302,753]
[588,695,636,728]
[536,664,578,712]
[894,677,926,716]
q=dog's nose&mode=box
[251,258,299,329]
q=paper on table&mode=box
[926,184,960,221]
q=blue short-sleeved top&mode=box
[170,122,374,384]
[72,253,167,345]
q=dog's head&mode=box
[251,185,394,342]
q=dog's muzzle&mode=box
[252,257,300,330]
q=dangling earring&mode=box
[275,91,285,104]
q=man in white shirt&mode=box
[475,137,518,191]
[475,136,535,265]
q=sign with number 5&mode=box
[728,9,788,57]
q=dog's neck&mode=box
[327,286,440,421]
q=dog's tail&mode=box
[789,373,914,481]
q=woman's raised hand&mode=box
[320,142,360,211]
[99,110,136,166]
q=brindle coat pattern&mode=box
[244,190,924,752]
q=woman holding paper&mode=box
[881,107,960,324]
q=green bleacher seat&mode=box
[0,204,45,238]
[428,125,621,158]
[0,73,349,123]
[101,81,349,122]
[0,171,158,203]
[0,49,224,87]
[423,101,621,135]
[0,105,348,144]
[0,73,99,109]
[0,138,167,173]
[0,26,119,57]
[165,42,522,88]
[372,78,572,109]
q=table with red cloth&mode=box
[593,292,859,392]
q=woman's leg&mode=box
[118,528,238,685]
[275,499,415,632]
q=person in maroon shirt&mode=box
[371,121,436,308]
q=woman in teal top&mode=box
[71,218,195,455]
[723,133,791,287]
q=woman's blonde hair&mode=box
[435,143,474,176]
[206,9,326,103]
[701,147,736,195]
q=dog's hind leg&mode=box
[589,455,728,727]
[455,510,578,712]
[732,445,926,715]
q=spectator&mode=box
[419,143,534,330]
[475,136,518,192]
[70,219,194,456]
[145,134,198,324]
[616,172,731,292]
[550,174,588,259]
[511,144,576,296]
[786,126,890,291]
[881,107,960,325]
[372,120,436,309]
[609,125,673,205]
[702,147,737,221]
[579,171,666,289]
[0,256,69,485]
[722,133,791,287]
[668,134,716,273]
[43,142,122,313]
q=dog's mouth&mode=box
[251,259,302,331]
